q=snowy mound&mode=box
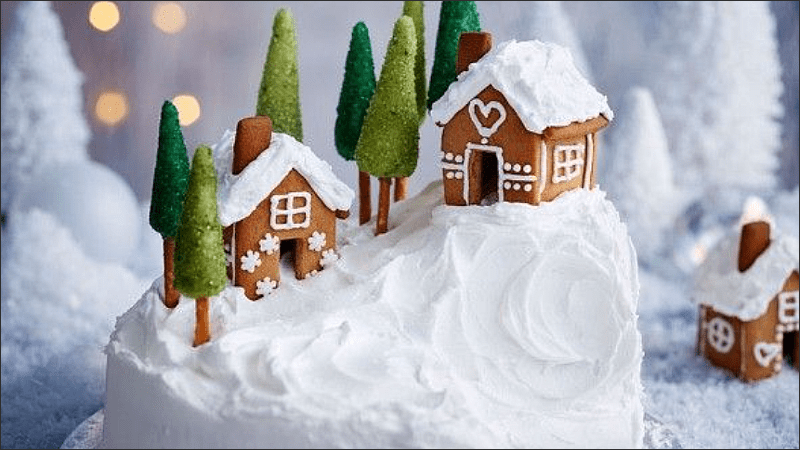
[102,182,643,448]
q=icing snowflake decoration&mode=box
[320,249,339,268]
[259,233,280,255]
[256,277,278,297]
[240,250,262,273]
[308,231,327,252]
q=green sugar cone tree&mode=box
[256,8,303,142]
[355,16,418,235]
[334,21,376,225]
[149,100,191,309]
[174,145,228,346]
[403,1,427,123]
[427,0,480,110]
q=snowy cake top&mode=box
[430,39,613,134]
[213,130,354,226]
[693,226,799,321]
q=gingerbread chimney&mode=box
[232,116,273,174]
[456,31,492,75]
[738,220,771,272]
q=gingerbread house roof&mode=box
[214,130,354,227]
[430,39,613,134]
[693,227,799,321]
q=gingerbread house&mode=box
[216,116,354,300]
[429,33,613,206]
[693,198,799,382]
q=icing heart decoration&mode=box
[468,98,507,138]
[753,342,781,367]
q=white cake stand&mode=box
[60,408,680,449]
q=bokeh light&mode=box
[95,91,129,126]
[88,1,120,32]
[172,94,201,126]
[152,2,187,34]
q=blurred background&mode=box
[1,1,795,205]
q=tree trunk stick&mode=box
[193,296,210,347]
[394,177,408,202]
[359,170,372,225]
[163,238,180,308]
[376,177,391,235]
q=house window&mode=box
[707,317,735,353]
[270,192,311,230]
[778,290,799,324]
[552,143,585,183]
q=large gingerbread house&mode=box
[429,33,613,206]
[216,116,354,300]
[693,198,799,382]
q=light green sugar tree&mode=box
[256,8,303,142]
[355,16,418,235]
[174,145,227,346]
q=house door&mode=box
[784,330,798,368]
[464,142,504,205]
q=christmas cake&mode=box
[101,25,644,448]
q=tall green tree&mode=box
[334,21,377,225]
[174,145,227,346]
[149,100,191,308]
[256,8,303,142]
[355,16,418,235]
[403,1,427,123]
[427,0,480,110]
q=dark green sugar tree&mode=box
[334,21,377,226]
[355,16,419,236]
[256,8,303,142]
[427,0,480,110]
[149,100,191,309]
[174,145,228,347]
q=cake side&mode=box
[102,182,644,448]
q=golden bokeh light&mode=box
[172,95,201,126]
[95,91,129,126]
[152,2,187,34]
[89,1,120,32]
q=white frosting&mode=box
[103,182,643,449]
[693,226,799,321]
[430,40,613,133]
[213,130,354,227]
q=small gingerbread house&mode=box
[430,33,613,206]
[216,117,354,300]
[693,198,799,382]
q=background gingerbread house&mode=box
[693,198,799,382]
[430,33,613,206]
[216,117,353,300]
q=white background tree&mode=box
[604,87,682,266]
[1,0,90,215]
[512,0,593,82]
[645,1,783,222]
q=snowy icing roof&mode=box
[693,226,799,321]
[213,130,354,226]
[430,39,613,134]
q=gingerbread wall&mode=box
[439,85,606,207]
[232,169,337,299]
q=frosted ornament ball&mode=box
[14,160,141,265]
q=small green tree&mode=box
[355,16,418,235]
[149,100,190,309]
[256,8,303,142]
[174,145,228,346]
[403,1,427,123]
[334,21,377,225]
[427,1,480,110]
